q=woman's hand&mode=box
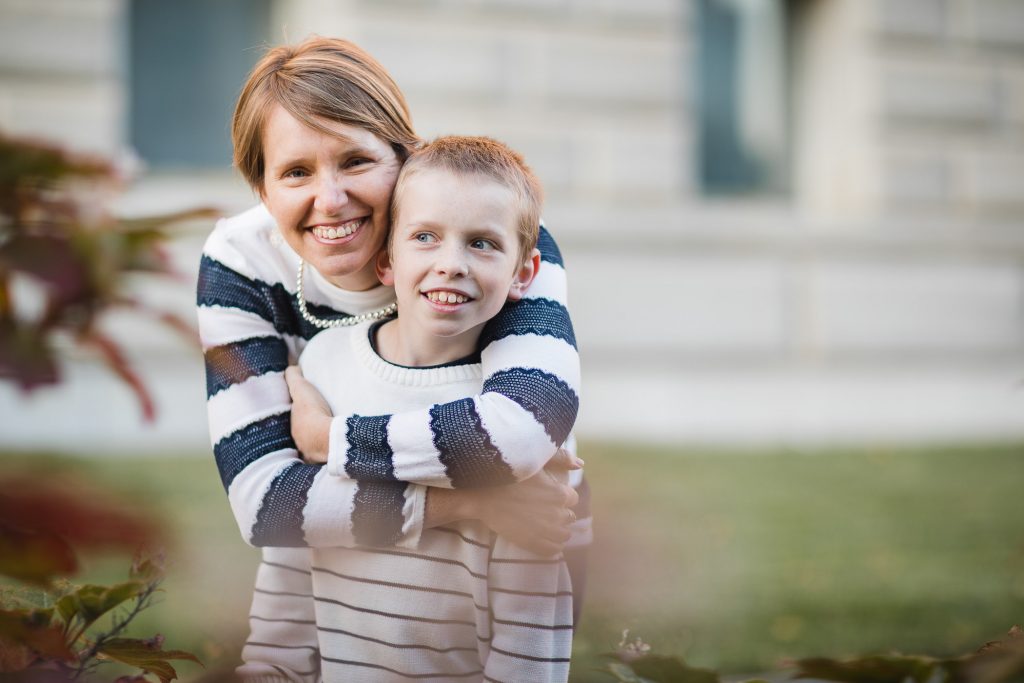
[285,366,332,464]
[425,449,581,556]
[473,470,580,556]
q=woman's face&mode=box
[260,103,401,291]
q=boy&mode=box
[240,136,575,682]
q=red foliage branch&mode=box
[0,133,218,419]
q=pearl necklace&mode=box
[295,260,397,329]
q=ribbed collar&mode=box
[350,321,482,387]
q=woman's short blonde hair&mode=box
[232,36,421,192]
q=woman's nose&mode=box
[313,175,348,216]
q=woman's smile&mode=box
[311,217,366,242]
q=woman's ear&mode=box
[507,248,541,302]
[375,248,395,286]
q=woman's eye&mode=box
[414,233,436,243]
[283,168,309,179]
[346,157,371,169]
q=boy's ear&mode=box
[375,248,395,286]
[507,248,541,302]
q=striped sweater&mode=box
[196,204,590,548]
[239,323,572,683]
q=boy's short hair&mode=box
[389,136,543,264]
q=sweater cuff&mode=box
[398,484,427,549]
[327,414,349,476]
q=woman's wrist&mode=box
[310,414,332,463]
[424,488,478,528]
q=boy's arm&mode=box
[237,548,321,683]
[319,226,581,488]
[198,241,424,548]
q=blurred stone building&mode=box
[1,0,1022,451]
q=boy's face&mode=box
[378,168,538,348]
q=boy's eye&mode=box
[470,238,496,251]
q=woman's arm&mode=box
[199,227,577,550]
[313,227,581,488]
[197,222,422,548]
[200,211,579,548]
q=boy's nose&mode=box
[435,247,469,277]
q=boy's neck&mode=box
[375,318,479,368]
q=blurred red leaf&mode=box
[0,609,74,666]
[78,330,155,421]
[0,236,91,304]
[0,320,59,390]
[0,477,162,572]
[0,133,220,419]
[0,526,76,586]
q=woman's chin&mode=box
[309,254,381,291]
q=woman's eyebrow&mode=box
[266,152,309,172]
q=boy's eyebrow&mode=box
[403,221,511,240]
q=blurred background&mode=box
[1,0,1022,679]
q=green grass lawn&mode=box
[3,442,1023,681]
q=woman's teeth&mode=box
[427,291,469,304]
[313,220,361,240]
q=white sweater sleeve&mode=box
[325,226,582,488]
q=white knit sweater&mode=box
[197,205,590,549]
[239,322,573,683]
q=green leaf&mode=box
[98,637,202,683]
[600,661,649,682]
[793,655,938,683]
[55,581,147,632]
[630,654,720,683]
[599,652,721,683]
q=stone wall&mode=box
[877,0,1024,216]
[0,0,125,155]
[0,0,1021,450]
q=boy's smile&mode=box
[376,169,538,367]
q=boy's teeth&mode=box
[428,291,468,304]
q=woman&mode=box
[196,36,589,676]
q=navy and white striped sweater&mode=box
[197,204,587,547]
